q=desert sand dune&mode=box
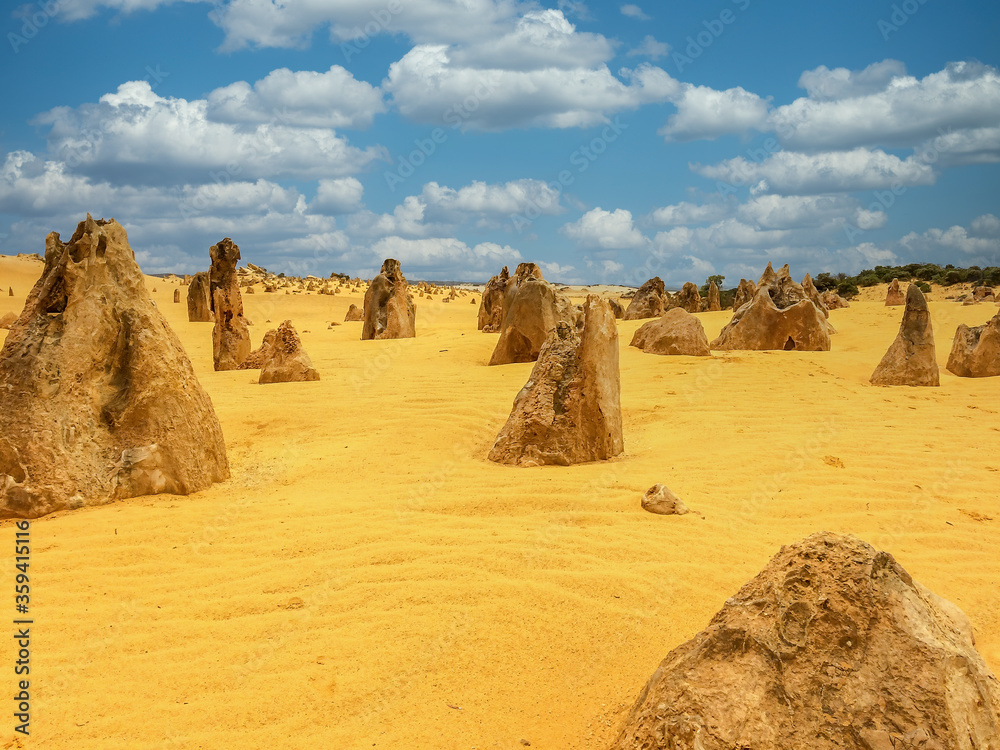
[1,254,999,749]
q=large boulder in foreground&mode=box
[623,277,669,320]
[488,263,578,365]
[630,308,710,356]
[609,531,1000,750]
[885,278,905,306]
[489,295,622,466]
[946,310,1000,378]
[362,258,416,340]
[871,284,939,386]
[478,265,511,332]
[0,215,229,519]
[209,238,251,370]
[186,271,212,322]
[257,320,320,384]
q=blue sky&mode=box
[2,0,999,285]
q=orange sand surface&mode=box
[1,254,999,749]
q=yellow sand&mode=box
[1,256,999,749]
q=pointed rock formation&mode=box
[641,484,689,515]
[946,310,1000,378]
[173,288,180,303]
[478,265,511,332]
[870,284,939,386]
[801,273,829,317]
[488,263,578,366]
[623,277,669,320]
[608,298,625,319]
[255,320,320,384]
[186,271,212,322]
[885,278,905,306]
[0,312,16,329]
[732,278,756,310]
[7,287,12,296]
[344,303,363,322]
[239,329,277,370]
[706,280,721,311]
[362,258,416,340]
[488,295,623,466]
[712,264,832,351]
[209,238,251,370]
[609,532,1000,750]
[630,308,710,356]
[0,215,229,519]
[676,282,701,313]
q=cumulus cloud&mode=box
[771,61,1000,151]
[206,65,386,129]
[309,178,364,215]
[35,81,385,185]
[899,218,1000,259]
[659,84,771,142]
[694,148,937,195]
[384,45,677,130]
[420,179,562,219]
[561,207,647,249]
[648,200,733,226]
[367,236,522,270]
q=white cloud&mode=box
[627,35,669,60]
[35,81,385,185]
[348,196,430,238]
[915,126,1000,167]
[797,60,907,101]
[206,65,386,129]
[736,194,865,230]
[649,200,733,226]
[899,222,1000,259]
[694,148,936,195]
[659,84,770,142]
[970,213,1000,239]
[384,45,677,130]
[620,4,650,20]
[561,207,647,249]
[310,178,364,215]
[368,236,522,270]
[771,61,1000,151]
[420,179,562,219]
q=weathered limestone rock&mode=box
[608,298,625,318]
[209,238,251,370]
[488,296,623,466]
[676,282,701,313]
[801,273,829,317]
[344,303,363,322]
[885,278,905,306]
[478,266,511,332]
[173,288,180,303]
[706,280,721,311]
[239,329,277,370]
[0,215,229,519]
[623,277,669,320]
[0,312,15,329]
[609,532,1000,750]
[362,259,416,340]
[973,285,995,302]
[946,310,1000,378]
[488,264,578,366]
[822,289,850,309]
[7,287,12,296]
[186,272,212,322]
[711,268,831,351]
[732,278,756,310]
[871,284,939,386]
[254,320,320,384]
[641,484,689,515]
[630,308,711,356]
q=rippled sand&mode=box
[2,255,998,749]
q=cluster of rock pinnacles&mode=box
[2,218,999,745]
